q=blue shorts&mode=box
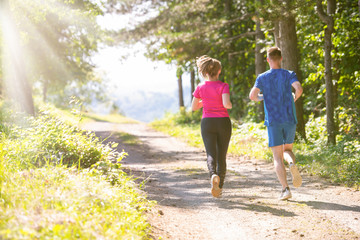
[267,123,296,147]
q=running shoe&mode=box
[279,187,292,200]
[290,163,302,188]
[211,174,221,198]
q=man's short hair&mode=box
[267,47,282,61]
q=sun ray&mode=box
[1,0,103,110]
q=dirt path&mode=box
[82,121,360,240]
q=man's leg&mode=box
[284,143,295,165]
[271,145,288,189]
[284,143,302,188]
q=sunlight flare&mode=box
[0,0,34,114]
[1,0,102,112]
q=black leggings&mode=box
[201,117,232,188]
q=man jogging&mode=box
[249,47,303,200]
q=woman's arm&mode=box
[191,97,203,111]
[222,93,232,109]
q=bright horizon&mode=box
[92,13,192,121]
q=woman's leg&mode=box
[201,118,218,178]
[216,118,232,188]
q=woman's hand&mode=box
[191,97,203,111]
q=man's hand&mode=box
[292,81,303,102]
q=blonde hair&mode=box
[267,47,282,61]
[196,55,221,78]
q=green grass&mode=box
[150,111,272,161]
[0,165,152,239]
[81,112,139,124]
[0,103,154,239]
[34,100,138,127]
[114,132,142,145]
[150,110,360,189]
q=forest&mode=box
[0,0,359,238]
[116,0,360,146]
[0,0,359,144]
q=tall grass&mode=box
[0,103,154,239]
[150,110,360,189]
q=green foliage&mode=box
[151,110,203,148]
[5,110,119,169]
[0,104,153,239]
[151,110,271,160]
[0,101,11,134]
[230,121,270,160]
[81,112,139,124]
[120,0,360,144]
[304,114,327,144]
[0,0,118,108]
[0,166,152,239]
[173,107,202,125]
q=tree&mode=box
[0,0,119,112]
[190,68,195,101]
[13,0,104,103]
[0,0,35,115]
[255,0,266,121]
[316,0,336,145]
[177,67,184,108]
[113,0,359,144]
[118,0,213,109]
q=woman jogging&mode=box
[192,55,232,198]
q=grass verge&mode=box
[0,102,154,239]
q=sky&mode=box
[92,44,181,94]
[92,14,192,121]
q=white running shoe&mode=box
[279,187,292,200]
[211,174,221,198]
[290,163,302,188]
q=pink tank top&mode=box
[193,80,230,118]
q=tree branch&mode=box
[226,31,257,41]
[316,0,332,25]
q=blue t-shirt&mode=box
[254,68,298,126]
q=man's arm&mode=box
[191,97,203,111]
[249,87,264,102]
[292,81,303,102]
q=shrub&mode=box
[5,109,120,169]
[0,104,153,239]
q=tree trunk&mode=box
[0,78,2,97]
[255,5,266,121]
[316,0,336,145]
[333,59,340,133]
[177,72,184,108]
[273,10,306,140]
[43,78,48,102]
[0,0,35,115]
[190,68,195,101]
[274,20,281,48]
[225,0,235,94]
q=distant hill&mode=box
[91,87,192,123]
